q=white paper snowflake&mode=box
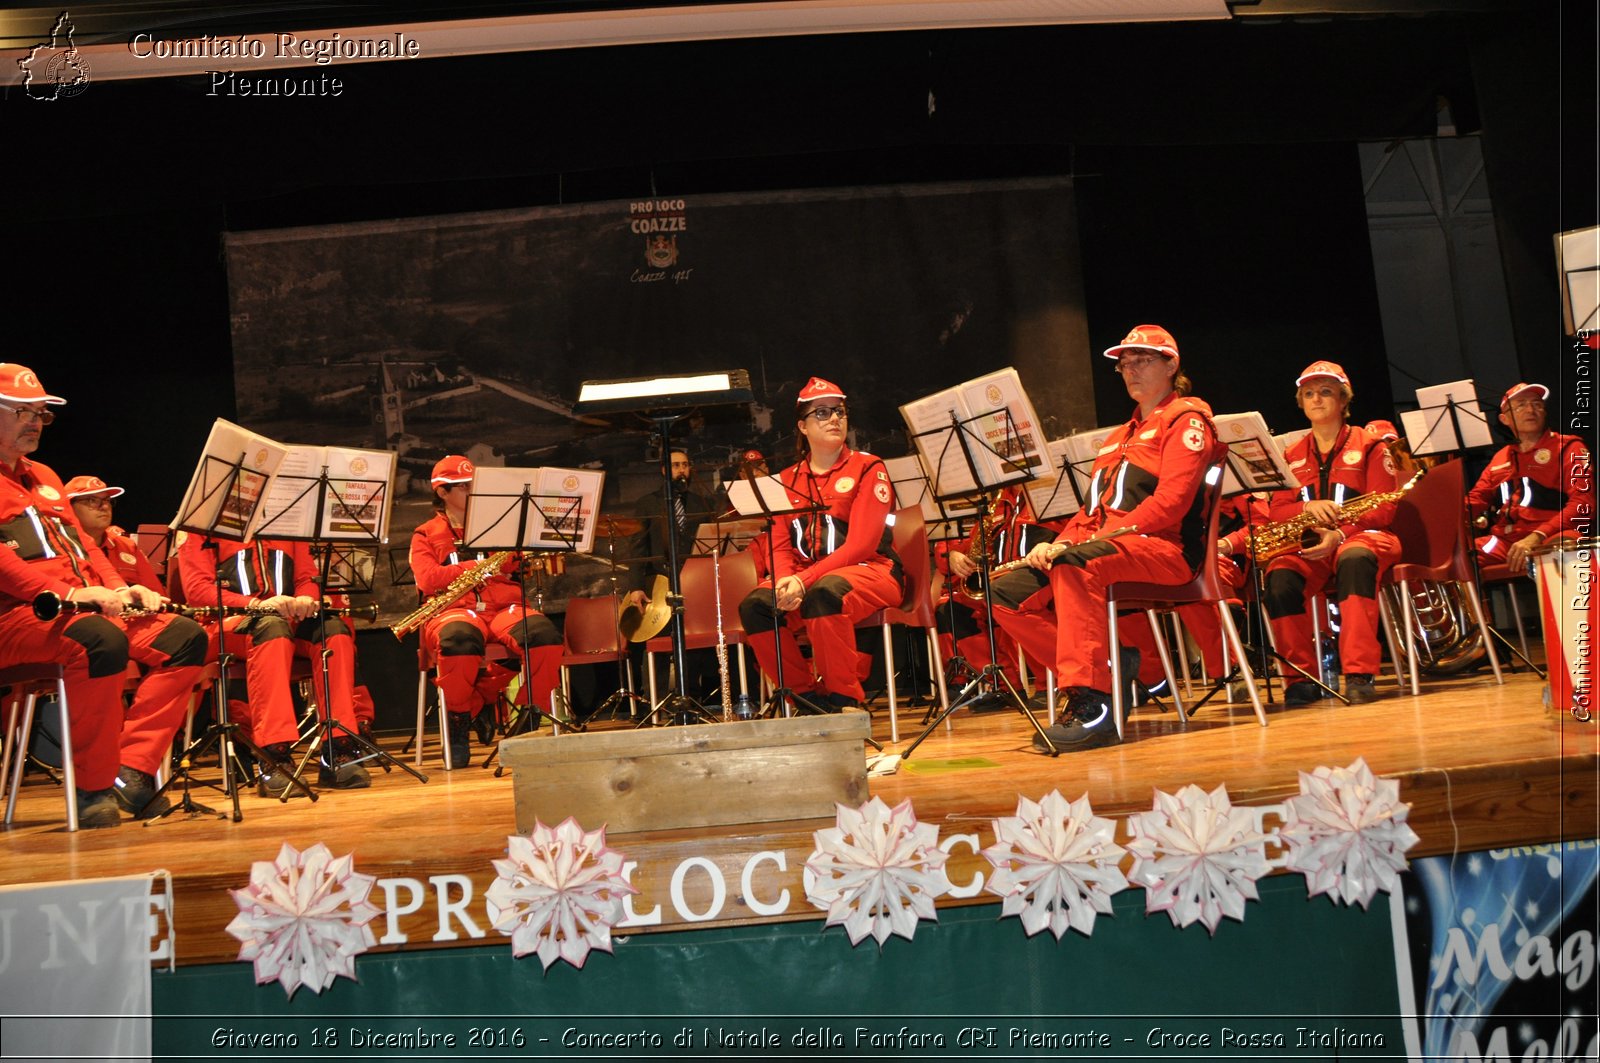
[806,796,952,946]
[982,790,1128,940]
[1279,757,1420,909]
[484,817,637,971]
[1125,783,1270,935]
[225,842,380,999]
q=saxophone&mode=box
[391,550,513,639]
[955,493,1014,603]
[1245,469,1423,563]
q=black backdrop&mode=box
[3,4,1590,535]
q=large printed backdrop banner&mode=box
[223,178,1093,621]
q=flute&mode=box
[712,549,733,720]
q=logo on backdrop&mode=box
[18,11,91,101]
[628,200,693,284]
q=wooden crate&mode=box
[497,714,871,835]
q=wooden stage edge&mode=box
[2,664,1596,967]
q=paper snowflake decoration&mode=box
[806,796,952,946]
[225,842,380,999]
[982,790,1128,940]
[1125,783,1270,935]
[484,817,637,971]
[1279,757,1420,909]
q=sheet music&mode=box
[253,445,395,542]
[900,367,1042,498]
[534,466,604,553]
[1213,412,1298,495]
[172,419,287,539]
[1024,437,1081,521]
[958,368,1048,477]
[725,475,810,517]
[900,384,981,495]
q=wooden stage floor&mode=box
[2,662,1595,966]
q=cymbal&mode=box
[598,514,646,536]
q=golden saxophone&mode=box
[391,550,513,639]
[954,493,1015,604]
[1245,469,1423,563]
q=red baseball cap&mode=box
[0,364,66,406]
[742,449,765,463]
[1364,420,1399,442]
[64,475,125,500]
[797,377,846,405]
[1295,360,1350,387]
[430,455,475,487]
[1500,382,1549,410]
[1103,325,1179,362]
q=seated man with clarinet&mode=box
[0,364,209,827]
[176,529,371,795]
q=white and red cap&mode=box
[1102,325,1179,362]
[1500,382,1549,410]
[1295,360,1350,387]
[0,364,66,406]
[64,475,124,500]
[430,455,475,487]
[741,448,765,463]
[797,377,846,405]
[1364,420,1399,442]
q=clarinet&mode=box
[32,591,195,622]
[712,547,733,721]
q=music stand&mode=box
[463,465,603,745]
[1399,380,1494,459]
[252,457,428,795]
[1187,413,1346,712]
[574,371,753,728]
[152,439,313,822]
[897,406,1059,760]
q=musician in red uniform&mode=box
[0,365,208,827]
[1467,382,1593,572]
[988,325,1223,751]
[737,378,905,711]
[178,531,369,794]
[409,455,563,767]
[1262,361,1401,707]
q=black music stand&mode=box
[253,464,429,796]
[460,467,601,752]
[1187,416,1345,712]
[898,407,1058,760]
[574,371,753,728]
[151,448,314,823]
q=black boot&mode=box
[318,740,372,789]
[258,743,309,799]
[113,765,171,819]
[446,712,471,769]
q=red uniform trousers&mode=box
[211,615,359,748]
[0,610,203,789]
[1264,532,1401,679]
[747,564,902,702]
[421,604,562,718]
[1120,555,1246,684]
[991,537,1193,695]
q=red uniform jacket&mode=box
[0,456,126,610]
[1269,424,1399,533]
[409,512,522,611]
[97,527,163,590]
[178,535,318,611]
[1466,430,1593,543]
[770,446,900,588]
[1064,392,1225,569]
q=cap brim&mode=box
[0,392,66,405]
[1102,343,1178,360]
[69,487,124,500]
[1502,384,1550,408]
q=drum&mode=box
[1533,537,1598,721]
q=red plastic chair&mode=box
[874,507,945,743]
[644,551,759,710]
[1382,459,1504,694]
[559,594,633,721]
[1105,466,1268,740]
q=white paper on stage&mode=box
[899,367,1042,498]
[171,418,287,540]
[464,466,605,553]
[1274,428,1310,463]
[0,872,166,1063]
[1403,380,1493,454]
[1213,412,1299,495]
[725,475,809,518]
[255,444,396,543]
[1024,434,1084,521]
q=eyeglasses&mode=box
[73,495,113,508]
[1507,399,1546,413]
[805,405,848,422]
[1113,355,1164,375]
[0,404,54,426]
